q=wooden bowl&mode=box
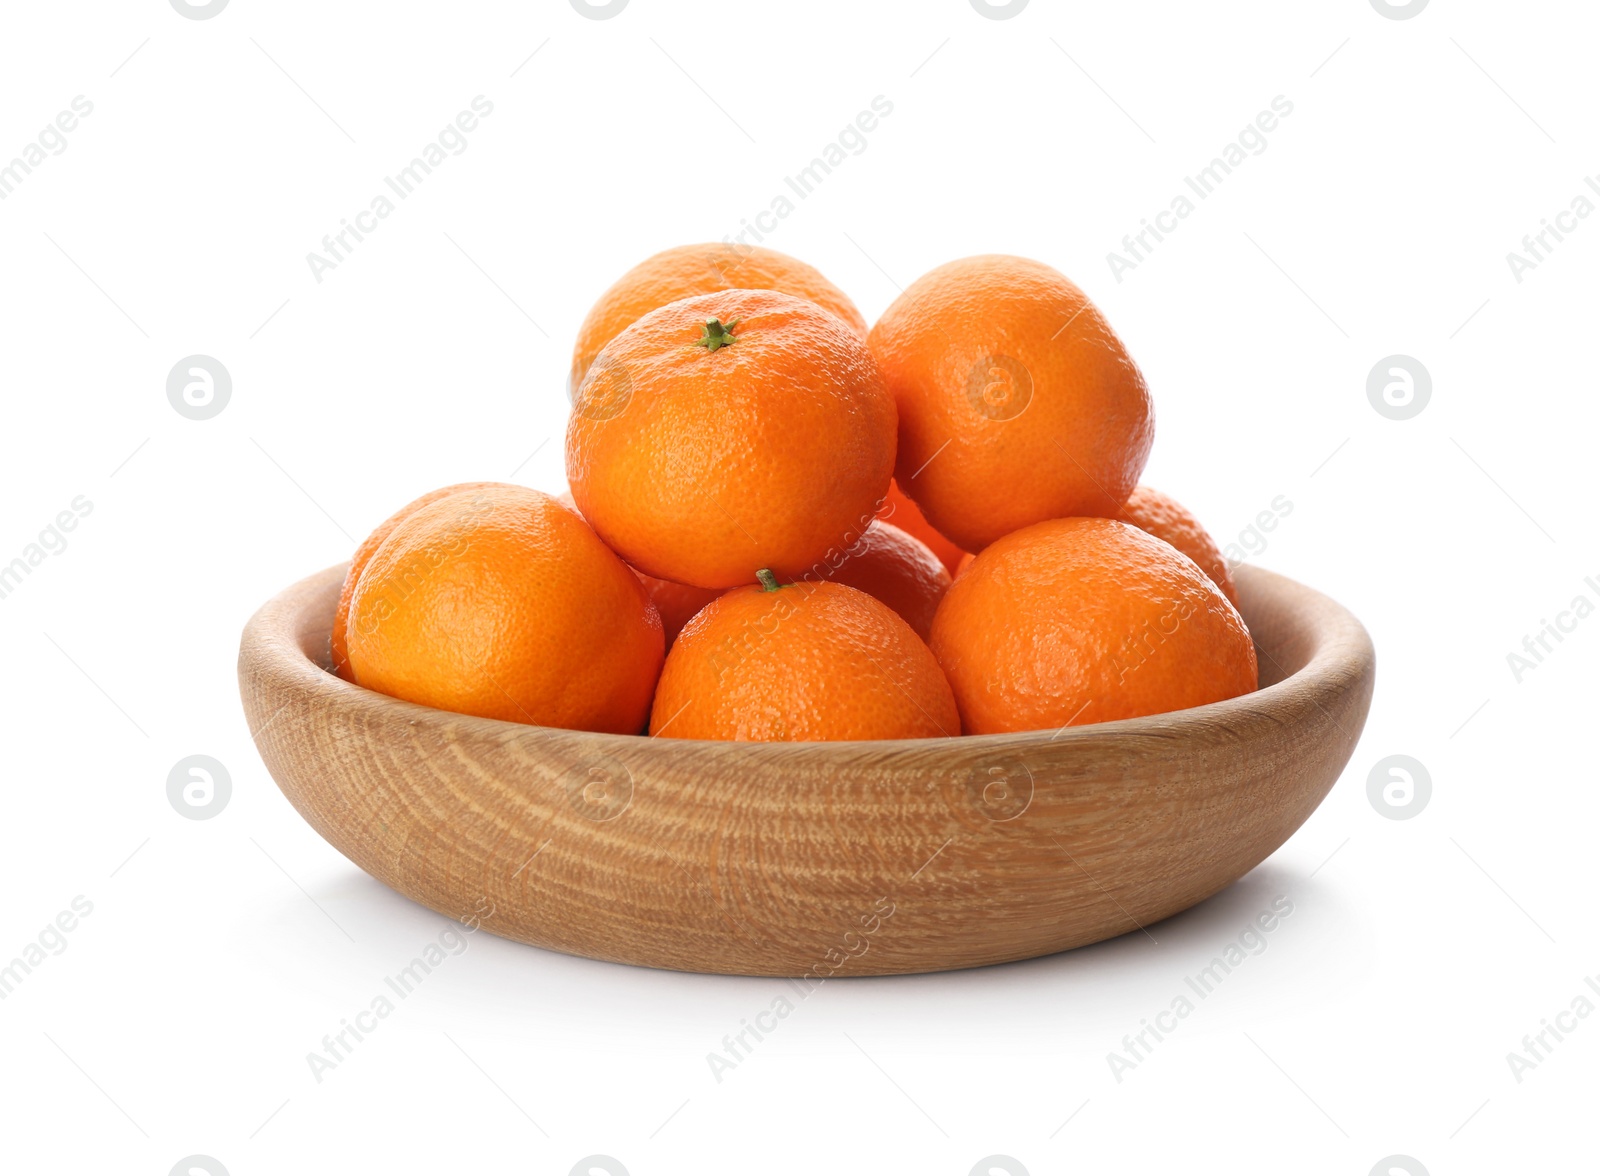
[238,563,1373,976]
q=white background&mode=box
[1,1,1594,1173]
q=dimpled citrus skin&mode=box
[637,572,723,646]
[817,520,950,642]
[869,255,1154,552]
[567,289,898,590]
[347,485,663,733]
[554,489,721,646]
[1116,484,1238,606]
[650,581,959,742]
[570,243,867,390]
[331,481,502,680]
[929,517,1256,735]
[874,478,967,575]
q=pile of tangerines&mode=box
[331,246,1257,741]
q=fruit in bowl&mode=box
[650,571,959,742]
[569,241,868,391]
[342,484,661,734]
[869,254,1155,553]
[931,517,1255,734]
[566,287,897,590]
[330,248,1259,740]
[242,242,1374,976]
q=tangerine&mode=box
[571,242,866,390]
[817,520,949,641]
[555,489,720,645]
[650,574,958,742]
[869,255,1153,552]
[874,478,967,575]
[567,289,897,589]
[929,517,1255,734]
[1115,485,1238,605]
[331,481,501,680]
[346,484,663,732]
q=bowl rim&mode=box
[247,560,1372,757]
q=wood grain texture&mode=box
[237,563,1374,976]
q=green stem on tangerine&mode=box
[756,568,782,592]
[695,317,740,351]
